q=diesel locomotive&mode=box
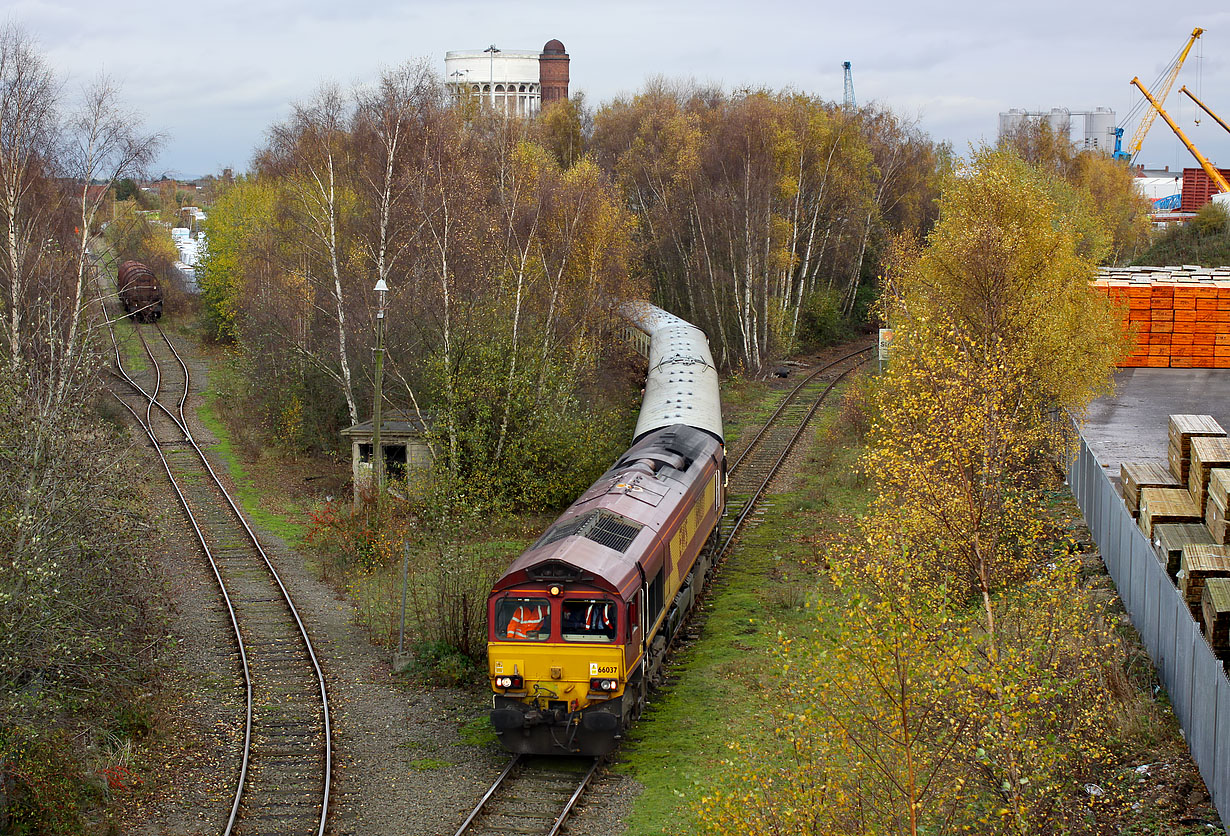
[488,303,724,755]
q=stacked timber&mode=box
[1207,469,1230,545]
[1121,460,1180,518]
[1190,438,1230,512]
[1092,267,1230,368]
[1202,578,1230,654]
[1154,522,1215,579]
[1169,415,1226,485]
[1179,544,1230,620]
[1139,486,1203,538]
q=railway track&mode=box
[453,755,602,836]
[104,314,332,836]
[452,344,871,835]
[717,343,873,555]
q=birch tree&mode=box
[0,24,58,368]
[264,85,361,425]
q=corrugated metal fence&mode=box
[1068,431,1230,825]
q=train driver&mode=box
[585,602,615,638]
[506,601,547,639]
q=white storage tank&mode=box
[1047,108,1071,138]
[1086,107,1117,151]
[998,108,1027,139]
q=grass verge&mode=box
[195,390,309,546]
[616,383,868,835]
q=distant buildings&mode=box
[445,39,570,116]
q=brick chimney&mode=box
[539,39,569,107]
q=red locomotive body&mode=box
[488,424,725,755]
[117,260,163,323]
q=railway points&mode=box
[99,262,333,836]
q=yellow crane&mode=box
[1132,76,1230,194]
[1180,86,1230,137]
[1116,26,1203,163]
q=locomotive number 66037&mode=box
[487,303,725,756]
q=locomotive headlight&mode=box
[495,675,524,689]
[589,677,618,692]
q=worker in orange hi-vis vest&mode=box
[507,602,547,639]
[585,602,613,633]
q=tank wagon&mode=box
[487,302,725,755]
[117,260,163,323]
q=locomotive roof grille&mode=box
[534,510,643,554]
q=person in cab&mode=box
[506,601,547,639]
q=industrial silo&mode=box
[1085,107,1117,151]
[1047,108,1072,139]
[998,108,1027,141]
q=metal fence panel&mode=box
[1144,548,1163,660]
[1177,619,1197,733]
[1193,639,1221,775]
[1127,514,1145,617]
[1102,468,1114,563]
[1067,430,1230,832]
[1157,578,1179,686]
[1132,528,1154,638]
[1216,679,1230,825]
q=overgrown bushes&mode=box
[307,471,527,663]
[0,361,166,832]
[1134,202,1230,267]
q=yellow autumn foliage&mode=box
[697,147,1143,835]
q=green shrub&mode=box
[0,725,90,834]
[798,288,854,348]
[1191,202,1229,237]
[405,641,477,686]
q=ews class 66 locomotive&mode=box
[487,303,725,756]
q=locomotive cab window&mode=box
[496,598,551,641]
[561,599,618,643]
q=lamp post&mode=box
[372,278,388,493]
[484,44,500,110]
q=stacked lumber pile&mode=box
[1207,469,1230,545]
[1139,487,1202,537]
[1091,266,1230,368]
[1119,416,1230,644]
[1178,544,1230,620]
[1169,414,1226,484]
[1154,522,1215,579]
[1203,578,1230,657]
[1189,437,1230,511]
[1121,460,1180,518]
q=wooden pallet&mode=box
[1179,544,1230,619]
[1210,469,1230,511]
[1155,522,1216,578]
[1208,495,1229,545]
[1189,437,1230,511]
[1122,460,1181,517]
[1204,578,1230,649]
[1140,487,1203,538]
[1169,414,1226,483]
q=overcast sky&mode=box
[10,1,1230,180]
